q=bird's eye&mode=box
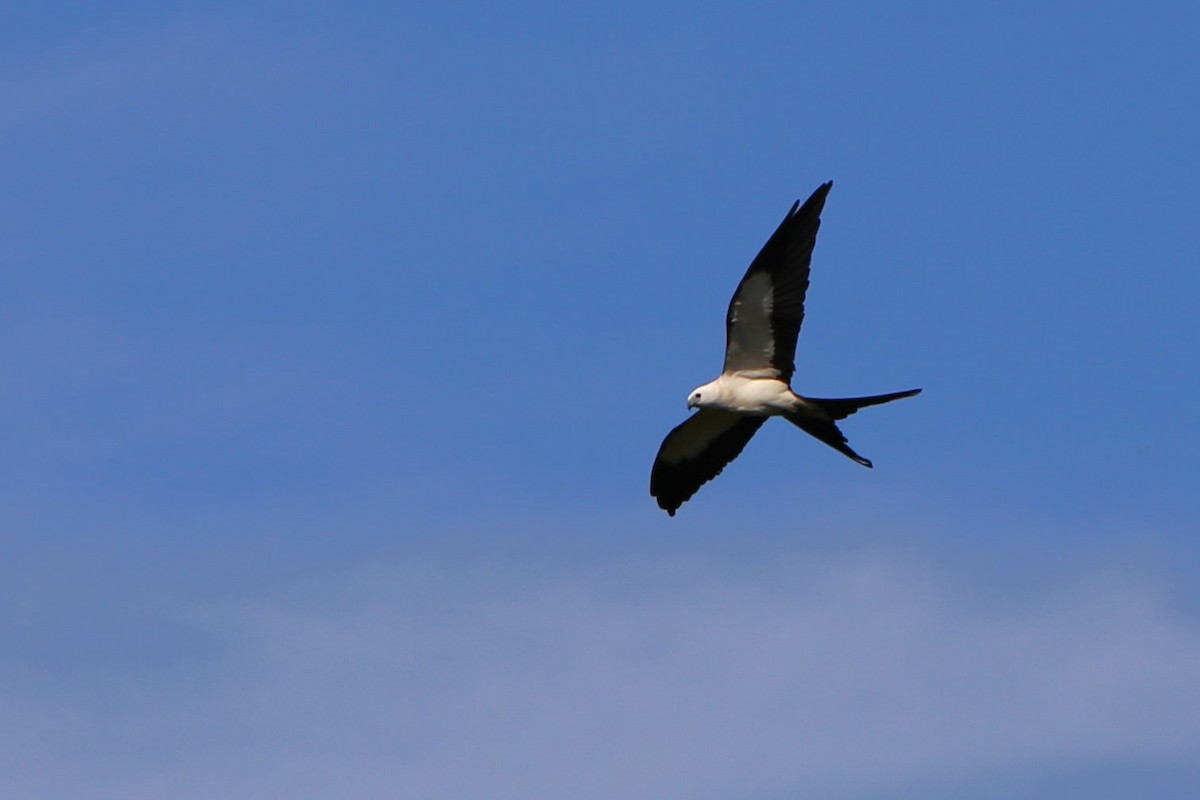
[696,393,702,399]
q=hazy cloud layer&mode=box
[6,547,1197,799]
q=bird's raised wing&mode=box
[722,181,831,383]
[650,409,767,516]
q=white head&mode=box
[686,379,722,410]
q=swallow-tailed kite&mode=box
[650,182,920,516]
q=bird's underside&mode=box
[649,181,921,516]
[650,387,920,516]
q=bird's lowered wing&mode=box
[722,181,831,383]
[650,409,767,516]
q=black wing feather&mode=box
[723,181,831,382]
[650,410,766,516]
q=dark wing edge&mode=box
[650,410,767,516]
[723,181,832,382]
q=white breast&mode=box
[716,374,795,414]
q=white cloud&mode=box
[4,546,1197,799]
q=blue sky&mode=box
[3,3,1199,798]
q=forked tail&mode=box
[783,388,921,468]
[806,388,922,421]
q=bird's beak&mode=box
[686,399,696,411]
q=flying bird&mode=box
[650,182,920,516]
